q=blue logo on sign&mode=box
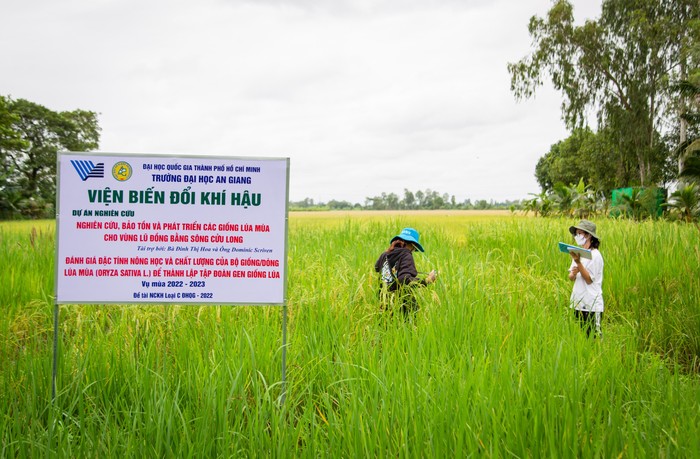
[71,160,105,181]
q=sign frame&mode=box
[54,151,290,306]
[52,151,290,403]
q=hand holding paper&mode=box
[558,242,592,260]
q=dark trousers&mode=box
[574,309,602,338]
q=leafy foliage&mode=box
[680,154,700,182]
[524,178,606,219]
[0,96,100,219]
[509,0,699,188]
[664,183,700,222]
[290,188,522,211]
[534,127,621,194]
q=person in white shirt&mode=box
[567,220,604,337]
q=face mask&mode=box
[574,234,587,246]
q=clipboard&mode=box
[558,242,592,259]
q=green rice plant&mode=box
[1,213,699,457]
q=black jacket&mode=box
[374,247,425,291]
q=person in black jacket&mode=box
[374,227,437,318]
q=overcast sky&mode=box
[1,0,602,204]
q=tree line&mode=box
[290,178,698,224]
[290,189,523,211]
[0,95,100,219]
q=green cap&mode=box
[569,220,599,240]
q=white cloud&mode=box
[0,0,602,204]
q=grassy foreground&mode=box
[1,212,699,457]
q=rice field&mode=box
[1,212,699,457]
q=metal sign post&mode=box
[281,303,288,404]
[51,304,59,401]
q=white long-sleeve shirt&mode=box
[569,249,604,312]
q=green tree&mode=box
[385,192,400,210]
[327,199,354,210]
[430,192,445,210]
[535,128,592,192]
[402,189,416,209]
[535,127,622,195]
[1,97,100,218]
[509,0,699,188]
[420,189,436,208]
[0,96,29,218]
[290,197,315,208]
[415,190,424,208]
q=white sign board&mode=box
[55,152,289,305]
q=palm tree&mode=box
[569,178,599,218]
[615,188,646,220]
[551,183,573,217]
[523,191,554,217]
[664,183,700,223]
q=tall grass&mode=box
[1,213,699,457]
